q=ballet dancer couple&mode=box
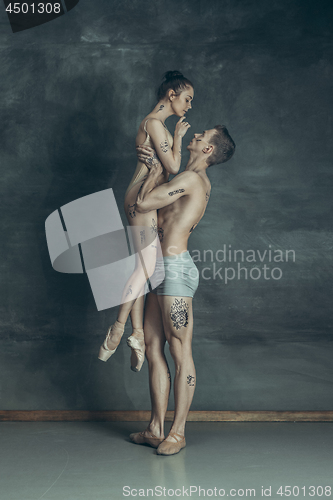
[98,72,235,455]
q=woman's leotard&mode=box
[125,119,173,197]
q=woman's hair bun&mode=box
[163,71,184,81]
[157,71,193,101]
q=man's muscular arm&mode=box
[136,166,198,214]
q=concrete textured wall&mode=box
[0,0,333,410]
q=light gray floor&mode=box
[0,421,332,500]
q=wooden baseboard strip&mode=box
[0,411,332,422]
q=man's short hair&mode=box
[208,125,236,166]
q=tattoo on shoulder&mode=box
[168,188,185,196]
[160,140,169,153]
[170,298,189,330]
[187,375,195,386]
[158,226,164,242]
[157,104,164,112]
[128,204,136,218]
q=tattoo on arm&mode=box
[140,230,145,244]
[158,226,164,242]
[128,204,136,218]
[157,104,164,112]
[187,375,195,386]
[146,152,159,167]
[205,191,210,202]
[160,140,169,153]
[170,298,189,330]
[125,285,133,297]
[168,188,185,196]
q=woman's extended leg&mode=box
[98,181,158,368]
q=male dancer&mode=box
[130,125,235,455]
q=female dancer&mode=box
[98,71,194,371]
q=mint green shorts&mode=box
[151,251,199,298]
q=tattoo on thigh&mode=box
[187,375,195,386]
[150,218,157,234]
[160,140,169,153]
[158,226,164,242]
[125,285,133,297]
[128,204,136,218]
[168,188,185,196]
[170,298,189,330]
[140,230,145,244]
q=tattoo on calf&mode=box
[160,140,169,153]
[170,298,189,330]
[158,226,164,242]
[128,204,136,218]
[187,375,195,386]
[140,230,145,244]
[168,188,185,196]
[150,218,157,234]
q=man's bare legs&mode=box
[131,293,195,453]
[158,295,195,445]
[143,292,171,439]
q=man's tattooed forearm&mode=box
[160,140,169,153]
[170,298,189,330]
[168,188,185,196]
[146,152,159,167]
[187,375,195,386]
[128,204,136,218]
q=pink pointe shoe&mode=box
[127,328,145,372]
[98,320,124,362]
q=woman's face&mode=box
[170,86,194,117]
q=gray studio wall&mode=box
[0,0,332,411]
